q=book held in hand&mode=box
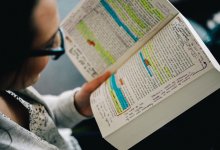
[61,0,220,149]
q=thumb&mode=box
[84,71,111,93]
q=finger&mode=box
[85,71,111,92]
[98,71,111,83]
[90,71,111,86]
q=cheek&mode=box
[26,57,49,81]
[33,57,49,74]
[13,57,50,89]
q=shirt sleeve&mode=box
[43,87,89,128]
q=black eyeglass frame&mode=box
[30,28,65,60]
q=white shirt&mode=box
[0,86,87,150]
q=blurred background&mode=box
[34,0,220,95]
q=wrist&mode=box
[73,89,93,117]
[73,88,81,114]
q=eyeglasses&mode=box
[30,28,65,60]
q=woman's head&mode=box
[0,0,60,90]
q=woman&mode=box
[0,0,110,149]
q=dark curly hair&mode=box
[0,0,38,88]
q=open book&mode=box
[61,0,220,149]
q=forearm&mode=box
[43,88,88,128]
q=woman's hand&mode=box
[74,71,111,117]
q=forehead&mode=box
[32,0,60,49]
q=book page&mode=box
[90,14,214,137]
[61,0,178,81]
